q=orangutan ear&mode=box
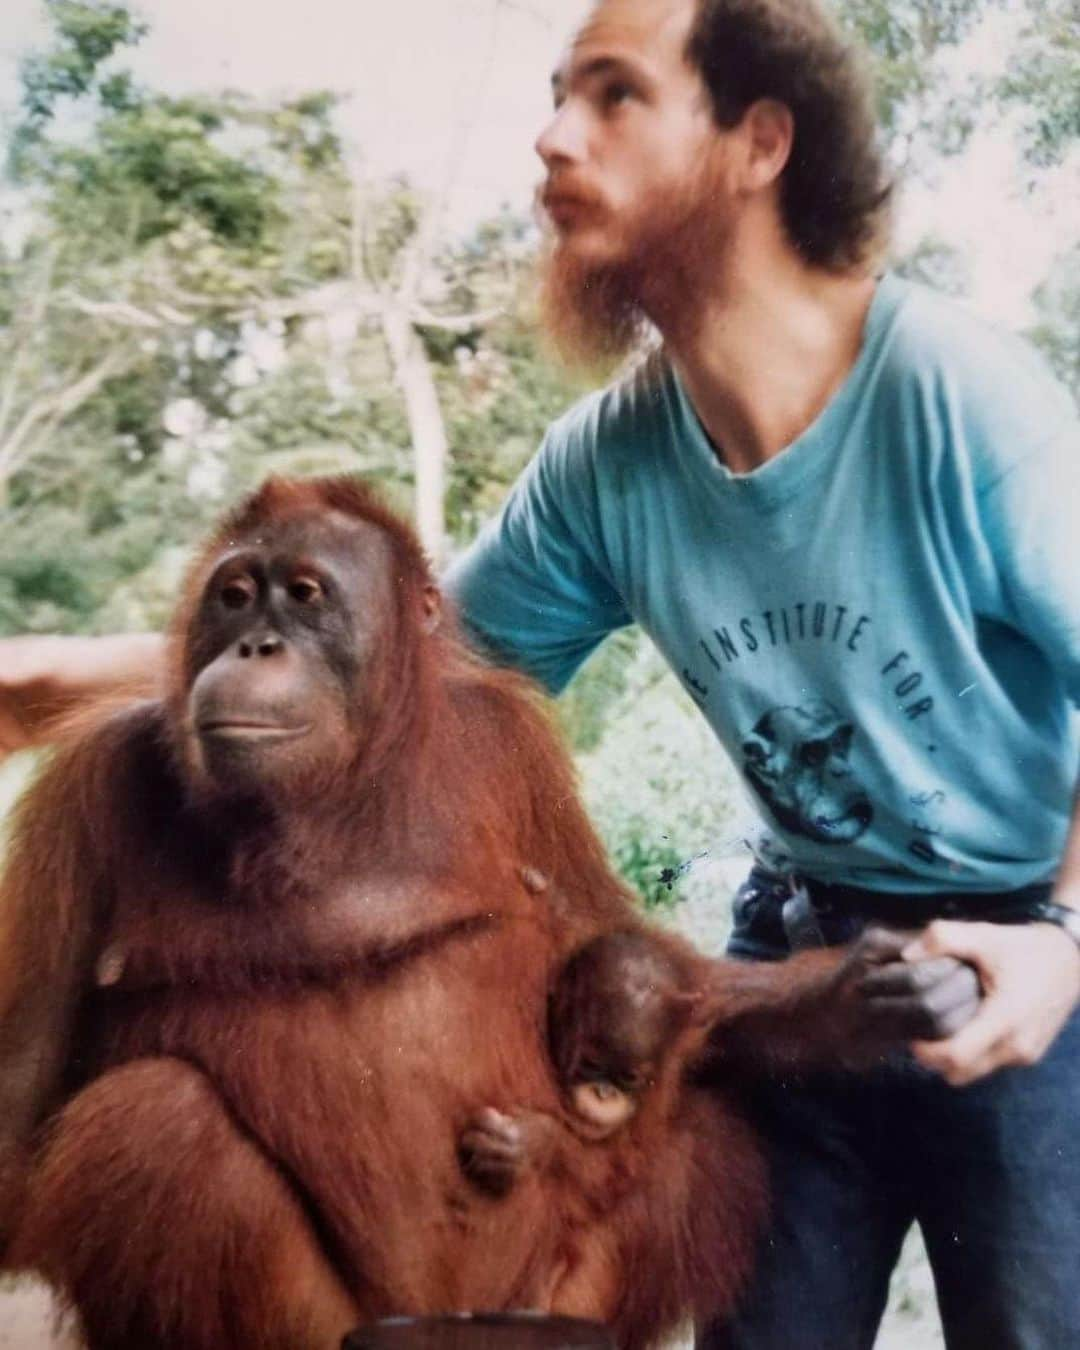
[420,584,442,634]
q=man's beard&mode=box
[536,176,730,373]
[537,242,651,374]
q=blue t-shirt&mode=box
[446,275,1080,893]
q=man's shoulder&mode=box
[883,277,1072,426]
[541,348,674,473]
[877,276,1074,477]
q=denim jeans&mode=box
[699,871,1080,1350]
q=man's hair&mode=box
[686,0,892,270]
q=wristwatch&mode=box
[1023,899,1080,950]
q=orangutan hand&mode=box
[830,925,981,1048]
[900,920,1080,1086]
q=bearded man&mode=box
[3,0,1080,1346]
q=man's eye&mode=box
[602,81,634,109]
[289,577,324,604]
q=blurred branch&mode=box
[0,348,137,483]
[62,294,184,329]
[0,245,58,446]
[412,304,504,333]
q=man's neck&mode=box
[654,235,877,476]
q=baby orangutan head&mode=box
[549,932,704,1138]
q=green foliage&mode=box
[15,0,147,134]
[12,5,349,262]
[0,420,208,632]
[575,646,742,910]
[556,628,642,754]
[835,0,989,153]
[26,91,287,251]
[226,355,413,487]
[266,92,344,173]
[893,235,970,296]
[1027,245,1080,404]
[997,0,1080,165]
[0,0,379,635]
[362,179,424,287]
[441,311,590,539]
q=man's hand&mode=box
[900,920,1080,1086]
[850,925,983,1045]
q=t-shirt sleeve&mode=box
[978,412,1080,704]
[443,431,632,694]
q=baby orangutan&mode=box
[458,929,755,1325]
[460,930,712,1190]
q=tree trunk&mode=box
[381,301,448,566]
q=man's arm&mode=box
[901,371,1080,1085]
[0,634,163,762]
[444,426,631,693]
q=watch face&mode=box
[1039,902,1080,948]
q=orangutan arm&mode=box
[0,634,162,762]
[699,928,981,1074]
[0,734,113,1255]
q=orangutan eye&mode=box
[220,578,255,610]
[288,576,324,604]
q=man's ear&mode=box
[739,98,793,193]
[420,583,442,634]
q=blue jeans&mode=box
[699,873,1080,1350]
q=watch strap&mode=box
[999,898,1080,948]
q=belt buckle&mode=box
[781,878,828,951]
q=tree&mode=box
[835,0,991,166]
[997,0,1080,166]
[350,179,518,565]
[1027,245,1080,403]
[0,2,382,629]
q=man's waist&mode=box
[732,866,1057,957]
[797,874,1055,926]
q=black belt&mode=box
[799,875,1055,927]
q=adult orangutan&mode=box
[0,477,966,1350]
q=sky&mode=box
[1,0,1076,328]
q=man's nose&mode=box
[535,102,587,169]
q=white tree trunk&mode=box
[381,301,448,566]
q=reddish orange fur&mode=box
[0,477,870,1350]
